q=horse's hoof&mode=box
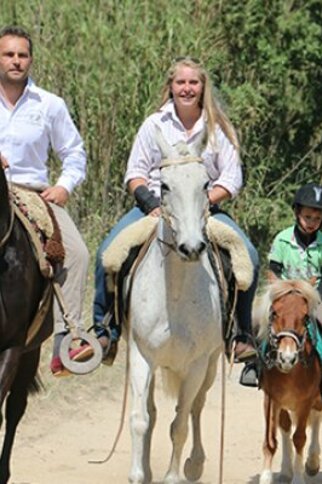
[305,462,320,476]
[184,457,204,481]
[259,469,273,484]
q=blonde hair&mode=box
[159,58,239,150]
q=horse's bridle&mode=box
[263,307,313,369]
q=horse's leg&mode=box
[184,348,221,481]
[129,342,154,484]
[142,375,156,483]
[260,395,279,484]
[279,409,293,481]
[0,348,40,484]
[291,408,311,484]
[0,347,22,409]
[164,357,209,484]
[305,409,321,476]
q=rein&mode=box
[0,201,15,249]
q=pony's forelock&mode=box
[255,279,321,340]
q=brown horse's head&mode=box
[256,279,321,372]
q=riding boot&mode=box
[234,279,257,362]
[239,360,258,387]
[96,311,121,366]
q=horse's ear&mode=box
[267,270,278,284]
[308,276,317,286]
[154,124,175,159]
[189,127,208,157]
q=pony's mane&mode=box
[254,279,321,340]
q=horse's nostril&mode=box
[178,243,190,257]
[198,242,206,254]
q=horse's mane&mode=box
[254,279,321,340]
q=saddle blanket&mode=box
[10,183,65,272]
[102,215,253,291]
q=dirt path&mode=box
[7,341,322,484]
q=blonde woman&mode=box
[77,57,259,367]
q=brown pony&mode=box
[255,279,322,484]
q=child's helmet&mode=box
[293,183,322,210]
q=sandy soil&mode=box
[5,340,322,484]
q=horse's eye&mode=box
[203,181,210,191]
[161,182,170,192]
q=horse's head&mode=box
[156,127,209,261]
[258,279,320,373]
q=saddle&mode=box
[9,184,65,348]
[102,216,253,351]
[10,184,65,278]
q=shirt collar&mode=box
[159,99,206,132]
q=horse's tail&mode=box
[28,373,44,394]
[160,368,181,399]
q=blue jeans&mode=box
[213,213,259,339]
[93,208,259,341]
[93,207,144,339]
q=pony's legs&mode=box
[279,409,293,481]
[164,357,209,484]
[184,348,221,481]
[0,348,40,484]
[305,409,321,476]
[260,396,279,484]
[129,342,154,484]
[292,409,310,484]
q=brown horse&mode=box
[0,166,54,484]
[255,279,322,484]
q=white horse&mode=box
[126,132,224,483]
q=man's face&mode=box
[0,35,32,85]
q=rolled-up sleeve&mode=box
[211,129,243,198]
[124,117,160,186]
[50,99,86,193]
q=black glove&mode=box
[134,185,160,215]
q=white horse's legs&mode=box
[305,409,321,476]
[129,343,154,484]
[164,357,209,484]
[184,349,221,481]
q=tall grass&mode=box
[1,0,321,260]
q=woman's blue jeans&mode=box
[93,207,259,340]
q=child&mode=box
[240,182,322,386]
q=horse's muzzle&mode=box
[178,241,206,261]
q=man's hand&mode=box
[0,153,9,169]
[41,186,69,206]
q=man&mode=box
[0,25,90,376]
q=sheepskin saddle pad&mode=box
[102,215,253,292]
[10,184,65,275]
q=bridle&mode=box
[157,156,208,254]
[262,297,315,370]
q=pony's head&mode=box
[255,279,320,372]
[155,127,210,261]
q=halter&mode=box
[262,295,314,369]
[158,156,208,253]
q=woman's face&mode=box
[170,65,203,112]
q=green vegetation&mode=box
[1,0,322,265]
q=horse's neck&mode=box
[0,168,11,238]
